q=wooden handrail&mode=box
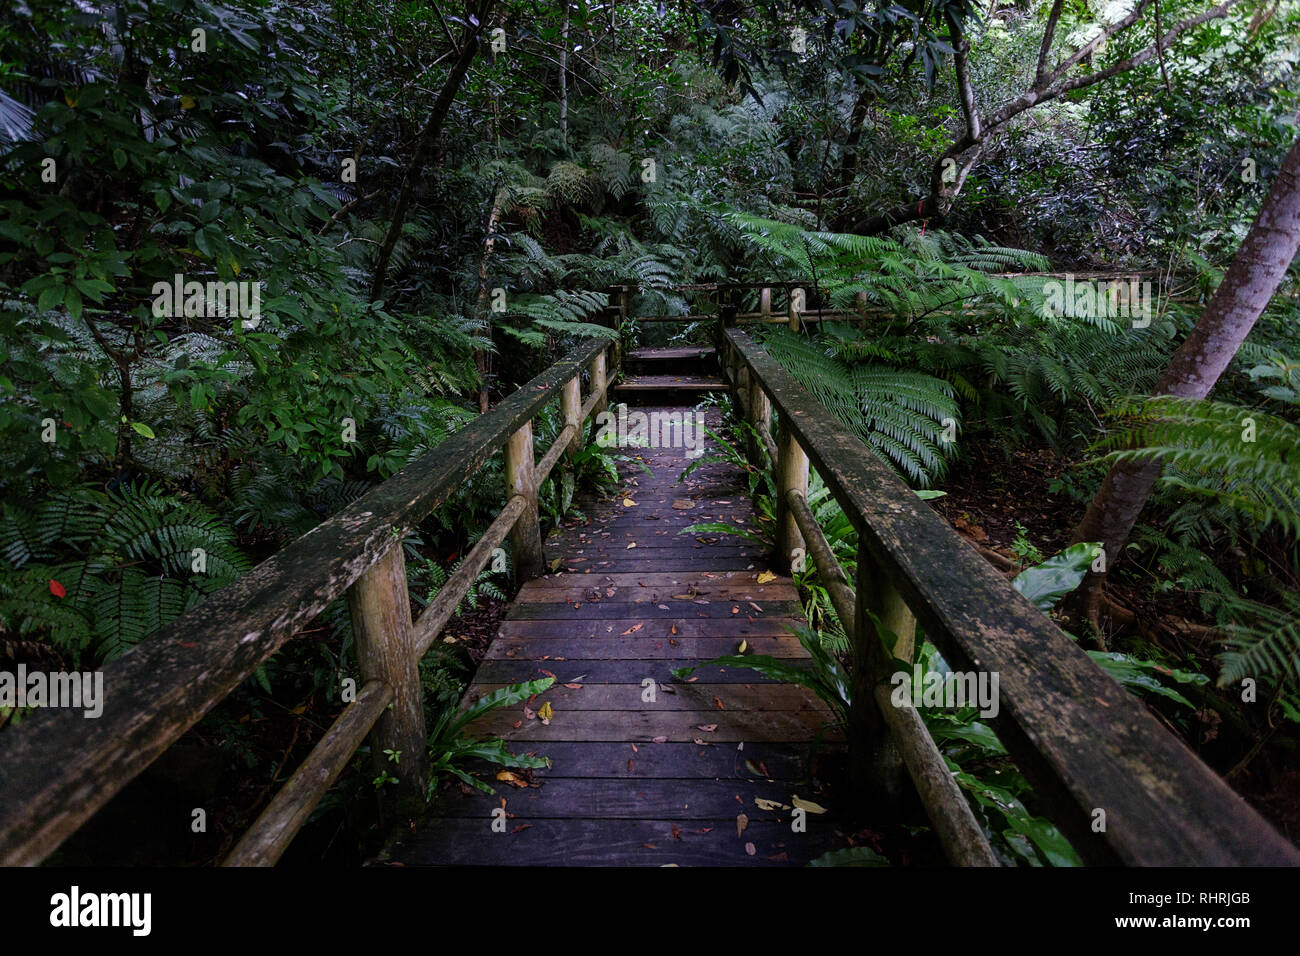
[721,326,1300,866]
[0,337,613,867]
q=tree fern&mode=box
[758,328,958,485]
[1093,396,1300,537]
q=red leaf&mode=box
[48,579,66,599]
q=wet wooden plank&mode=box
[388,818,840,867]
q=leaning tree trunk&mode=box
[1068,134,1300,630]
[369,4,492,302]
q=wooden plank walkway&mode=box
[388,406,846,866]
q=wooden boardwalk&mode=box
[389,406,846,866]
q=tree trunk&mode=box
[1068,134,1300,629]
[474,186,508,413]
[369,3,493,302]
[559,5,570,147]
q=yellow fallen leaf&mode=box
[792,795,828,814]
[626,542,636,549]
[623,498,636,507]
[756,570,777,584]
[496,771,528,788]
[538,701,553,722]
[754,797,791,811]
[737,639,747,654]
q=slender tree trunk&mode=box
[369,2,493,302]
[474,186,508,413]
[1068,134,1300,629]
[559,4,570,147]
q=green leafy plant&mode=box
[426,677,555,796]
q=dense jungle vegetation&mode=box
[1,0,1299,866]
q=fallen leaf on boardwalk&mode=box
[671,824,683,842]
[661,684,676,693]
[658,603,669,609]
[672,593,693,600]
[745,842,756,856]
[550,557,563,571]
[670,624,678,634]
[671,499,694,510]
[510,824,532,835]
[495,771,528,788]
[628,759,634,772]
[667,637,679,647]
[698,723,718,732]
[756,570,778,584]
[731,606,739,615]
[736,813,749,837]
[513,720,522,729]
[754,797,791,811]
[694,738,709,746]
[652,735,668,744]
[792,795,828,814]
[643,843,659,850]
[631,743,638,752]
[623,498,636,507]
[621,623,643,635]
[713,696,725,710]
[538,701,553,723]
[626,542,637,549]
[563,683,583,690]
[684,676,698,683]
[606,588,617,597]
[737,640,747,654]
[523,706,536,720]
[749,602,763,612]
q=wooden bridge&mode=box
[1,282,1297,867]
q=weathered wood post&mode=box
[505,420,544,580]
[850,544,917,813]
[561,374,581,461]
[589,347,608,435]
[775,415,809,573]
[788,286,802,333]
[760,286,771,321]
[747,372,771,464]
[348,544,428,800]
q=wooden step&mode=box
[626,346,717,362]
[613,375,728,392]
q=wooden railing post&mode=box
[850,544,917,813]
[589,347,608,431]
[561,374,581,461]
[505,420,545,580]
[776,415,809,572]
[760,286,771,321]
[348,543,428,800]
[788,287,802,332]
[747,374,770,463]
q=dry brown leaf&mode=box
[621,623,643,635]
[736,813,749,837]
